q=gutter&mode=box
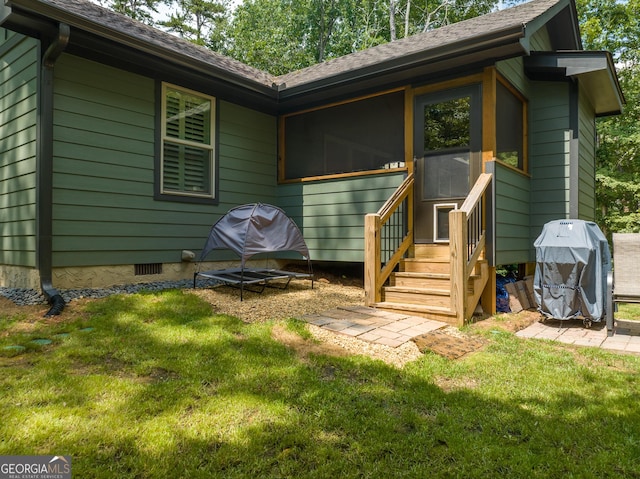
[38,22,69,316]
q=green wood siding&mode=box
[0,30,38,267]
[52,54,277,267]
[528,81,571,240]
[529,26,553,51]
[577,88,596,220]
[497,57,529,98]
[492,162,532,265]
[277,173,405,262]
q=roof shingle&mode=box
[276,0,564,89]
[9,0,566,91]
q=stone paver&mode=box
[358,331,383,342]
[301,306,447,348]
[515,318,640,354]
[321,321,355,332]
[302,305,640,354]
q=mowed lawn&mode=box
[1,290,639,478]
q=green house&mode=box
[0,0,623,324]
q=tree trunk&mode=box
[389,0,397,41]
[404,0,411,37]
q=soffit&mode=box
[524,51,625,116]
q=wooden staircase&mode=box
[373,244,489,325]
[364,172,493,328]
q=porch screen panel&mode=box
[422,96,471,200]
[284,91,404,179]
[496,82,524,170]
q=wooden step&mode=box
[391,271,482,292]
[373,301,457,324]
[413,243,450,259]
[401,258,449,274]
[382,286,451,308]
[391,271,450,289]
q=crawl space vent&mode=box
[134,263,163,276]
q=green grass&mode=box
[1,290,640,478]
[618,303,640,320]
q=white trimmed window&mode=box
[161,83,215,198]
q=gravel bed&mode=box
[191,279,363,322]
[0,279,199,306]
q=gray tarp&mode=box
[199,203,310,266]
[534,219,611,321]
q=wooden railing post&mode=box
[449,209,467,327]
[449,173,492,326]
[364,213,381,306]
[363,173,414,307]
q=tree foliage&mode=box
[216,0,315,74]
[220,0,499,75]
[160,0,227,46]
[577,0,640,234]
[103,0,164,25]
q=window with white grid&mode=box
[161,83,215,198]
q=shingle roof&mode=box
[15,0,275,87]
[7,0,567,92]
[276,0,565,89]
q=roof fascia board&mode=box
[277,43,525,113]
[1,2,60,37]
[524,51,624,115]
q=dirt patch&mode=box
[413,327,487,360]
[412,310,542,361]
[0,297,92,338]
[434,375,480,392]
[0,297,48,323]
[469,309,541,333]
[271,324,351,361]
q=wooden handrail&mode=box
[364,174,414,306]
[450,173,492,325]
[460,173,492,213]
[378,173,414,221]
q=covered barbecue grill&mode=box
[533,219,611,326]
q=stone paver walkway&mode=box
[302,305,640,355]
[516,318,640,354]
[301,306,446,348]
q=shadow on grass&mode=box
[1,290,639,478]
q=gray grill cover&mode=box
[533,220,611,321]
[199,203,310,266]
